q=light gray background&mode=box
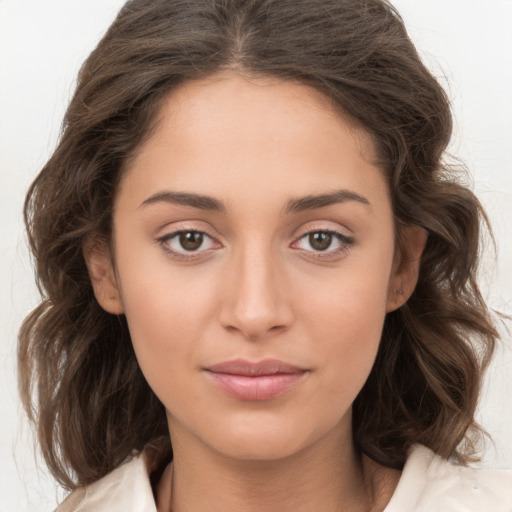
[1,1,511,510]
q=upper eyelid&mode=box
[293,225,353,242]
[157,223,220,240]
[292,229,353,247]
[297,226,350,236]
[156,221,353,245]
[158,226,349,239]
[292,217,353,234]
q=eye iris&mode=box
[309,232,332,251]
[179,231,203,251]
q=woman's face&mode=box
[89,73,419,461]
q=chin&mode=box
[211,433,309,462]
[197,412,342,463]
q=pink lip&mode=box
[204,359,308,401]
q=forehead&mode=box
[119,72,387,213]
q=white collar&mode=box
[56,444,512,511]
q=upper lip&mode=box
[205,358,305,376]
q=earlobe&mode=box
[83,236,124,315]
[386,225,428,312]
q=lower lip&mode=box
[205,371,307,401]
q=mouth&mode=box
[204,358,308,401]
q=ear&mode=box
[386,225,428,312]
[83,235,124,315]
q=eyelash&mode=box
[291,230,354,260]
[156,228,354,262]
[156,229,220,261]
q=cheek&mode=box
[115,254,220,397]
[306,279,387,370]
[297,241,394,394]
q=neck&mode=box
[156,421,397,512]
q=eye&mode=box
[303,232,336,251]
[157,229,219,260]
[292,230,354,258]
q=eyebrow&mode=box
[283,189,370,214]
[139,188,370,213]
[140,191,226,212]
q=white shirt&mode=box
[56,444,512,511]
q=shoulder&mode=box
[54,441,170,512]
[385,444,512,512]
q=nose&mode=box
[218,243,294,340]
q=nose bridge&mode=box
[219,236,292,339]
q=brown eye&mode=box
[179,231,204,251]
[158,229,219,260]
[308,232,333,251]
[292,229,354,258]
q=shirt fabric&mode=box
[56,444,512,511]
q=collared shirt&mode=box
[56,444,512,511]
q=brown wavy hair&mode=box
[19,0,498,490]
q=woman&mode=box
[18,0,512,510]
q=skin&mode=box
[86,72,426,511]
